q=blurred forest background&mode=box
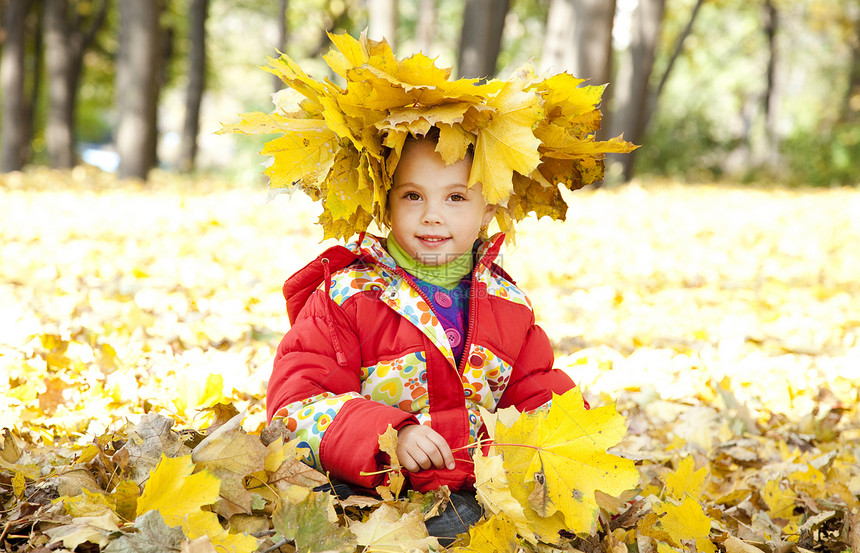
[2,3,860,550]
[1,0,858,187]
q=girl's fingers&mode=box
[395,425,457,471]
[420,440,445,469]
[425,432,456,469]
[401,454,421,473]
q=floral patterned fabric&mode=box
[359,352,430,413]
[278,391,364,469]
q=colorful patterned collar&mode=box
[346,233,506,275]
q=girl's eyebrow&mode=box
[392,181,469,190]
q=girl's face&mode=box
[389,139,496,266]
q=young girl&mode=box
[224,31,634,543]
[266,132,575,494]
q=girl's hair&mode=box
[402,126,475,161]
[382,127,477,228]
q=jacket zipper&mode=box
[393,266,474,373]
[457,262,480,373]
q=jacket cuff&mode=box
[318,397,418,488]
[404,459,476,493]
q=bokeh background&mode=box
[1,0,859,186]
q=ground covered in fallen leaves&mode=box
[1,167,858,552]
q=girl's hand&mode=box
[396,425,456,472]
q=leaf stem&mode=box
[261,538,289,553]
[489,442,542,451]
[360,467,396,476]
[450,439,542,453]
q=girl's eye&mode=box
[449,194,467,202]
[404,192,421,201]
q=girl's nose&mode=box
[422,202,443,224]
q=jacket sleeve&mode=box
[496,321,576,412]
[267,289,418,489]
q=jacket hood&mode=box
[282,233,508,324]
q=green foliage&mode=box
[638,108,860,187]
[634,109,739,182]
[637,0,860,186]
[783,122,860,187]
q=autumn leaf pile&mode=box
[219,32,636,241]
[2,168,860,552]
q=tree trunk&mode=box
[760,0,780,168]
[843,14,860,123]
[541,0,615,83]
[368,0,397,50]
[116,0,162,180]
[1,0,32,172]
[416,0,436,55]
[273,0,288,92]
[456,0,510,79]
[43,0,108,169]
[611,0,666,181]
[541,0,615,139]
[27,2,43,165]
[43,0,76,168]
[179,0,208,173]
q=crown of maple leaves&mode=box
[221,31,637,241]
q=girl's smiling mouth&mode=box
[417,235,450,245]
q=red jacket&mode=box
[267,233,575,493]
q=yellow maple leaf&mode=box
[329,32,495,108]
[136,455,256,553]
[109,480,140,521]
[260,438,328,495]
[724,535,768,553]
[57,487,115,518]
[469,76,544,205]
[665,455,709,501]
[216,111,323,136]
[318,207,373,242]
[449,513,521,553]
[384,102,471,128]
[12,471,25,497]
[264,54,330,106]
[136,454,220,526]
[542,133,637,158]
[319,96,360,149]
[472,449,534,542]
[506,172,567,223]
[191,414,267,518]
[493,388,639,538]
[264,437,291,473]
[323,31,370,77]
[535,157,582,192]
[374,425,405,499]
[760,479,798,522]
[537,73,602,118]
[654,496,715,553]
[261,126,338,191]
[787,462,826,497]
[436,123,476,166]
[184,510,258,553]
[171,373,226,419]
[350,503,431,550]
[340,69,413,113]
[44,511,121,550]
[324,150,375,221]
